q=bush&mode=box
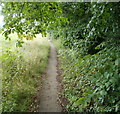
[58,45,120,112]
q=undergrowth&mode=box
[50,2,120,112]
[1,34,50,112]
[53,39,120,112]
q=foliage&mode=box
[17,34,34,40]
[1,1,120,112]
[58,46,120,112]
[1,34,50,112]
[51,2,120,112]
[1,2,67,39]
[49,2,120,55]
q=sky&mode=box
[0,6,4,28]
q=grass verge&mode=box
[1,34,50,112]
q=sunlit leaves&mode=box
[1,2,65,39]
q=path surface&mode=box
[39,41,62,112]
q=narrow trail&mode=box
[39,41,62,112]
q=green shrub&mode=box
[49,3,120,112]
[58,46,120,112]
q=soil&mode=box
[38,41,62,112]
[30,41,68,112]
[56,54,69,112]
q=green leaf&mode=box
[73,97,84,106]
[100,90,107,96]
[115,58,120,65]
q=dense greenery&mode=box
[50,2,120,112]
[1,34,50,111]
[57,46,120,112]
[1,2,120,112]
[1,2,67,40]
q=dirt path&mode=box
[39,41,62,112]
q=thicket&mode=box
[49,2,120,112]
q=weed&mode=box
[1,34,50,112]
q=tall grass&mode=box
[1,34,50,112]
[52,39,63,51]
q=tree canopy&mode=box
[1,2,67,39]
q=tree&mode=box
[1,2,66,39]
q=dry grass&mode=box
[1,33,50,111]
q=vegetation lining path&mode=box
[39,41,62,112]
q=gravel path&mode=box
[39,41,62,112]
